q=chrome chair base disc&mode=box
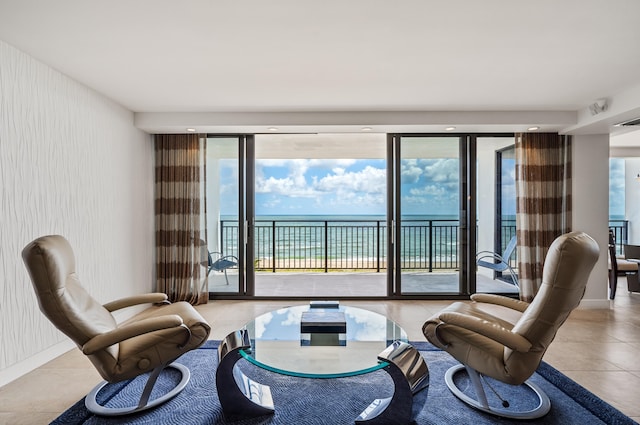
[445,364,551,420]
[85,363,190,417]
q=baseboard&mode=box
[578,298,611,309]
[0,303,145,389]
[0,339,75,388]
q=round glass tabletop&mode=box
[240,304,408,378]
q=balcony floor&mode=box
[207,271,519,297]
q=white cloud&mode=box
[255,159,319,197]
[423,158,459,183]
[256,175,318,197]
[401,159,423,184]
[253,312,273,338]
[255,159,362,198]
[254,159,389,210]
[314,165,386,194]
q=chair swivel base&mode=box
[445,364,551,420]
[85,363,190,416]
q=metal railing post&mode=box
[376,220,381,273]
[271,221,276,273]
[428,220,433,272]
[324,221,329,273]
[220,220,224,254]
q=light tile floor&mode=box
[1,279,639,424]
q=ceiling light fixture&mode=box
[527,126,540,131]
[361,127,373,132]
[186,128,196,132]
[268,127,279,132]
[445,127,456,131]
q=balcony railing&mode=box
[609,220,629,256]
[252,219,388,272]
[217,218,628,272]
[220,218,515,272]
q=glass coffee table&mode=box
[240,304,408,378]
[216,303,428,424]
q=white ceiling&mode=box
[2,0,640,137]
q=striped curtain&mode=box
[515,133,572,302]
[155,134,208,305]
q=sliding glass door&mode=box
[475,138,519,294]
[251,134,387,297]
[205,136,245,295]
[205,132,515,299]
[392,136,464,295]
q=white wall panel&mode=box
[0,40,154,385]
[572,134,610,308]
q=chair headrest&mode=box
[22,235,77,300]
[22,235,116,347]
[513,231,599,343]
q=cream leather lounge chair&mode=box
[22,235,211,416]
[423,231,599,419]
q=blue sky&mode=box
[254,158,386,215]
[219,158,461,216]
[610,158,625,218]
[501,159,516,216]
[218,157,625,218]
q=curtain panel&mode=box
[154,134,208,305]
[515,133,572,302]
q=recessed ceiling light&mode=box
[527,126,540,131]
[445,127,456,131]
[361,127,373,132]
[186,128,196,132]
[268,127,279,132]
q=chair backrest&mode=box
[503,235,517,260]
[506,231,599,380]
[609,231,618,275]
[22,235,119,358]
[624,244,640,260]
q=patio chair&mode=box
[605,230,639,299]
[208,251,238,285]
[607,235,639,295]
[623,244,640,293]
[476,235,519,288]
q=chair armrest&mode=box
[103,293,169,312]
[82,314,183,355]
[471,293,529,313]
[438,311,532,352]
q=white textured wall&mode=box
[0,40,154,386]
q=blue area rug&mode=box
[52,341,637,425]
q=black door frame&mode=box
[208,132,514,301]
